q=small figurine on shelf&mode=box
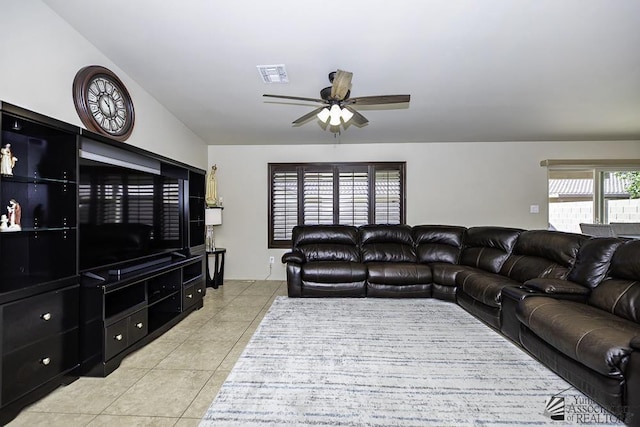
[0,214,8,232]
[7,199,21,231]
[205,164,218,207]
[0,144,18,175]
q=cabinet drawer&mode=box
[2,285,79,353]
[194,279,205,299]
[183,284,196,309]
[2,329,78,404]
[128,309,148,345]
[104,318,129,361]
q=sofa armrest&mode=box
[502,285,544,302]
[523,278,590,300]
[282,250,305,264]
[631,336,640,351]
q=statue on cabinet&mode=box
[0,144,18,175]
[206,164,219,207]
[0,214,8,232]
[7,199,21,231]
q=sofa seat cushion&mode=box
[517,297,640,378]
[456,270,521,308]
[366,262,432,285]
[301,281,366,297]
[430,263,475,287]
[301,261,367,283]
[367,283,431,298]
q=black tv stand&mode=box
[80,254,205,377]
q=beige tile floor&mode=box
[8,280,287,427]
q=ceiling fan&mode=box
[263,70,410,127]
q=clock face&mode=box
[87,76,128,135]
[73,66,135,141]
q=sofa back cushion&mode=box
[568,237,624,288]
[459,226,523,273]
[360,224,416,263]
[500,230,588,282]
[589,240,640,323]
[292,225,360,262]
[413,225,466,264]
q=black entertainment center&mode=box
[0,101,206,424]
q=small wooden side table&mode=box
[206,248,226,289]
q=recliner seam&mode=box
[610,281,637,314]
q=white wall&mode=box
[0,1,207,168]
[209,140,640,281]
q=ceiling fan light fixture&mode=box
[329,104,342,126]
[340,107,354,123]
[316,107,330,123]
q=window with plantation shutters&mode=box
[339,168,369,226]
[271,170,299,242]
[268,162,405,248]
[303,170,334,225]
[375,168,402,224]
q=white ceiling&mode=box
[43,0,640,145]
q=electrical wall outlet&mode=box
[269,256,275,264]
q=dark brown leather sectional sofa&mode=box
[281,224,640,425]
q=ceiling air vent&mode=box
[257,64,289,83]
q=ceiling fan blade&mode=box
[292,106,327,125]
[330,69,353,100]
[344,106,368,126]
[263,94,325,103]
[345,95,411,105]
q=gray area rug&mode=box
[201,297,621,426]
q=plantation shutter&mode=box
[268,162,405,248]
[339,168,369,226]
[303,170,334,224]
[375,168,402,224]
[271,170,299,242]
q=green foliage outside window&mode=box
[616,171,640,199]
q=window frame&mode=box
[544,159,640,232]
[268,161,406,248]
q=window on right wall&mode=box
[268,161,406,248]
[544,160,640,233]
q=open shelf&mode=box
[188,170,205,248]
[104,282,146,322]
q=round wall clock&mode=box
[73,65,135,141]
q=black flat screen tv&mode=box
[78,157,184,272]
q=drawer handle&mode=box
[197,288,202,294]
[40,357,51,366]
[114,334,123,341]
[41,312,52,321]
[186,293,193,299]
[135,322,144,329]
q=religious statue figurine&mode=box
[205,164,219,207]
[7,199,21,231]
[0,144,18,175]
[0,214,8,232]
